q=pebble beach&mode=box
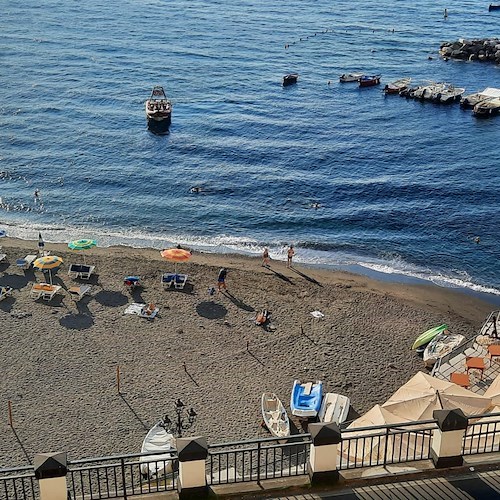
[0,238,494,467]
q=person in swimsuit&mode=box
[218,268,227,291]
[287,245,295,268]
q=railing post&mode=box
[120,456,128,500]
[308,422,341,486]
[34,452,68,500]
[383,426,390,466]
[177,436,209,499]
[431,409,468,468]
[257,440,261,484]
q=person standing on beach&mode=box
[218,267,227,291]
[262,247,270,267]
[287,245,295,268]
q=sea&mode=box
[1,0,499,303]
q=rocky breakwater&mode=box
[440,38,500,63]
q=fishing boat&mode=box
[339,72,364,83]
[489,4,500,11]
[282,73,299,86]
[473,96,500,117]
[358,75,381,87]
[433,84,465,104]
[423,332,465,368]
[261,393,290,438]
[140,420,176,479]
[383,77,411,95]
[411,82,445,101]
[412,324,448,350]
[460,88,500,108]
[318,393,350,425]
[290,380,323,418]
[145,86,172,135]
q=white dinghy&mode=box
[261,393,290,438]
[318,393,350,425]
[423,332,465,368]
[140,420,176,479]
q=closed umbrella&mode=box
[68,239,96,263]
[33,255,63,284]
[38,232,45,255]
[160,248,191,274]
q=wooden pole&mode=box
[8,400,13,427]
[246,341,249,351]
[116,366,121,394]
[183,362,187,372]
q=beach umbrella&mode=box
[38,232,45,255]
[68,239,96,263]
[160,248,191,274]
[33,255,63,284]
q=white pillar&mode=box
[176,436,208,499]
[307,422,341,485]
[34,452,68,500]
[431,409,468,468]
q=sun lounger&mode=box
[30,283,61,301]
[0,286,13,301]
[0,253,7,263]
[162,273,176,289]
[124,276,141,290]
[68,264,95,280]
[174,274,188,289]
[16,254,37,270]
[68,284,92,301]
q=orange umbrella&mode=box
[160,248,191,273]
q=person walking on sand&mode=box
[262,247,270,267]
[287,245,295,268]
[218,267,228,291]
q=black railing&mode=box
[339,420,436,469]
[0,465,38,500]
[207,434,311,484]
[463,411,500,456]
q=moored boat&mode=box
[412,324,448,350]
[489,4,500,11]
[339,72,364,83]
[283,73,299,86]
[433,84,465,104]
[423,332,465,368]
[290,380,323,418]
[145,86,172,135]
[318,393,350,425]
[359,75,381,87]
[140,420,176,479]
[261,393,290,438]
[473,96,500,117]
[384,77,411,95]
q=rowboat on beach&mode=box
[412,324,448,350]
[145,86,172,135]
[140,420,176,479]
[261,393,290,438]
[423,332,465,368]
[318,393,350,425]
[290,380,323,418]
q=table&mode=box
[466,357,486,379]
[450,372,470,388]
[488,344,500,362]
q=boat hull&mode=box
[290,380,323,418]
[359,76,381,87]
[261,393,290,438]
[412,324,448,350]
[147,115,172,135]
[423,333,465,368]
[140,422,175,479]
[318,393,350,425]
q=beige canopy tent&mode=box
[381,372,492,420]
[484,373,500,405]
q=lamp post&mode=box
[162,399,197,437]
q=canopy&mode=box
[160,248,191,273]
[381,372,492,419]
[483,373,500,406]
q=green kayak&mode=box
[411,324,448,350]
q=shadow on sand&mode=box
[222,291,254,312]
[291,267,322,287]
[196,301,227,319]
[94,290,129,307]
[119,393,149,432]
[266,267,294,284]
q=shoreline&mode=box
[0,237,496,466]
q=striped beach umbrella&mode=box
[68,239,96,263]
[33,255,63,284]
[160,247,191,273]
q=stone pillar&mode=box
[307,422,341,485]
[430,409,468,468]
[177,436,209,499]
[34,452,68,500]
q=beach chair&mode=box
[124,276,141,291]
[30,283,61,301]
[68,284,92,301]
[68,264,95,280]
[0,286,13,301]
[174,274,188,290]
[16,254,37,270]
[162,273,176,289]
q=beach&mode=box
[0,238,495,467]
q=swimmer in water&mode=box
[310,202,321,209]
[190,186,202,193]
[474,236,480,244]
[34,189,40,202]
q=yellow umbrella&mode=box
[160,248,191,274]
[33,255,63,284]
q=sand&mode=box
[0,238,494,467]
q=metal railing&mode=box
[463,411,500,456]
[339,420,437,470]
[207,434,311,484]
[0,465,38,500]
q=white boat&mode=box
[412,82,445,101]
[423,332,465,368]
[473,96,500,117]
[339,72,364,83]
[261,393,290,438]
[318,393,350,425]
[460,88,500,108]
[140,420,176,479]
[145,86,172,134]
[434,85,465,104]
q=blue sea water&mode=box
[1,0,499,297]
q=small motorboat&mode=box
[282,73,299,86]
[339,72,364,83]
[433,84,465,104]
[261,393,290,438]
[473,96,500,117]
[412,324,448,350]
[384,77,411,95]
[423,332,465,368]
[290,380,323,418]
[140,419,176,479]
[489,4,500,11]
[412,82,445,101]
[145,86,172,135]
[358,75,381,87]
[318,393,350,425]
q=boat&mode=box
[359,75,381,87]
[140,420,176,479]
[339,72,364,83]
[400,84,422,98]
[489,4,500,11]
[411,324,448,350]
[318,393,350,425]
[384,77,411,95]
[473,96,500,117]
[423,332,465,368]
[461,88,500,108]
[412,82,445,101]
[282,73,299,86]
[290,380,323,418]
[261,393,290,438]
[433,84,465,104]
[145,86,172,135]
